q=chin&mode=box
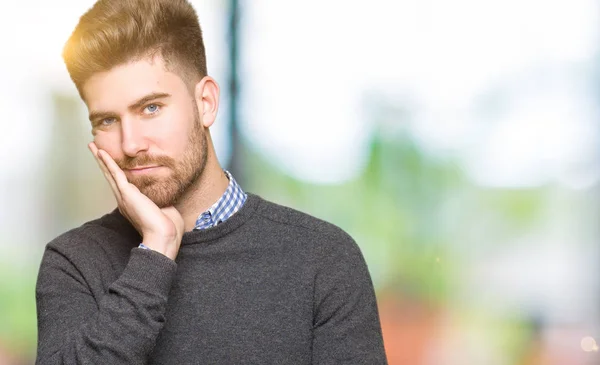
[130,160,204,208]
[142,185,181,208]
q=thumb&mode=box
[162,207,184,230]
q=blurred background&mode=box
[1,0,599,364]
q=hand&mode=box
[88,142,184,260]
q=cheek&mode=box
[154,110,196,155]
[153,129,190,157]
[93,132,123,157]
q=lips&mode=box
[127,166,160,171]
[124,166,163,174]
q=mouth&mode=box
[125,166,162,174]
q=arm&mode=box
[311,234,388,364]
[35,143,184,364]
[36,246,176,365]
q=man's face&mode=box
[83,56,207,208]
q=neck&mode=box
[174,149,229,232]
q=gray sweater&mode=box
[36,194,387,364]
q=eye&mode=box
[144,103,160,114]
[101,117,117,126]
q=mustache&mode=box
[116,154,176,170]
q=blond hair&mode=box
[63,0,207,96]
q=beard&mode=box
[115,109,208,208]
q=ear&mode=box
[194,76,220,128]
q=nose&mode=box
[120,118,149,157]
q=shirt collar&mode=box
[193,170,247,230]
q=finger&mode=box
[97,149,131,194]
[88,143,122,203]
[89,144,120,198]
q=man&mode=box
[35,0,387,364]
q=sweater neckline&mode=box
[104,193,262,245]
[181,193,261,244]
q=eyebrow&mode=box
[88,92,172,123]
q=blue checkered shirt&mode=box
[193,170,246,230]
[139,170,246,249]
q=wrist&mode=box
[141,235,179,260]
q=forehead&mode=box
[82,56,189,110]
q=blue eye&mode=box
[101,117,116,126]
[144,104,160,114]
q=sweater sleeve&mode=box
[311,233,388,365]
[35,246,177,365]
